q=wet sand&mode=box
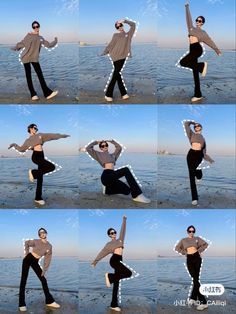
[0,94,78,104]
[79,292,157,314]
[0,287,78,314]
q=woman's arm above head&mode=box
[119,216,127,242]
[185,2,193,32]
[41,37,58,48]
[124,19,136,38]
[184,120,195,139]
[109,139,122,161]
[85,140,100,161]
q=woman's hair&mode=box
[32,20,40,28]
[107,228,115,236]
[115,22,123,30]
[38,227,47,236]
[27,123,37,133]
[194,123,202,129]
[197,16,205,24]
[187,225,196,233]
[99,141,108,149]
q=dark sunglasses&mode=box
[33,25,40,29]
[194,124,201,128]
[188,230,195,233]
[109,231,117,235]
[33,126,38,131]
[196,19,203,23]
[101,144,108,148]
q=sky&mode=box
[0,0,79,44]
[78,105,157,153]
[156,209,235,257]
[0,210,79,258]
[157,0,235,49]
[0,105,79,156]
[158,105,235,156]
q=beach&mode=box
[0,94,78,104]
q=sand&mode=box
[0,94,78,104]
[0,287,78,314]
[79,291,157,314]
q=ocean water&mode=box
[79,44,157,94]
[0,258,78,292]
[157,48,236,89]
[0,43,79,98]
[79,260,157,299]
[79,152,158,200]
[0,156,79,189]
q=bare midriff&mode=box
[31,251,41,259]
[114,247,123,255]
[191,142,202,150]
[189,35,199,44]
[186,246,198,254]
[104,163,114,170]
[33,144,43,152]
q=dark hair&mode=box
[107,228,116,236]
[194,123,202,129]
[187,225,196,233]
[27,123,37,133]
[32,20,40,28]
[197,16,205,24]
[115,22,123,30]
[38,227,47,236]
[99,141,108,149]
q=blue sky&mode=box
[158,0,235,49]
[0,105,79,156]
[78,105,157,153]
[0,210,79,258]
[79,0,157,43]
[158,105,235,156]
[0,0,79,44]
[156,209,235,257]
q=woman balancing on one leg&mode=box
[11,21,58,101]
[8,123,70,206]
[91,216,132,312]
[184,120,214,206]
[180,1,221,103]
[102,19,136,102]
[85,139,150,203]
[19,228,60,312]
[175,225,209,311]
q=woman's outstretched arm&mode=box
[11,34,29,51]
[41,37,58,48]
[41,133,70,142]
[91,243,110,267]
[8,138,31,152]
[119,215,127,242]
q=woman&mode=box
[179,1,221,102]
[184,120,214,206]
[85,139,150,203]
[19,228,60,312]
[91,216,132,312]
[102,18,136,102]
[8,123,70,206]
[175,225,209,311]
[11,21,58,100]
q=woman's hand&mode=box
[123,215,127,219]
[8,143,16,149]
[91,262,96,268]
[217,50,222,56]
[55,37,58,41]
[185,0,190,5]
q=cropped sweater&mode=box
[9,133,69,152]
[86,140,122,167]
[175,236,208,255]
[184,121,214,163]
[12,33,58,63]
[101,19,136,61]
[24,239,52,272]
[92,217,126,266]
[185,4,220,54]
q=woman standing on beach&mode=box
[8,123,70,206]
[11,21,58,101]
[179,1,221,103]
[85,139,150,203]
[184,120,214,206]
[102,18,136,102]
[175,225,209,311]
[91,216,132,312]
[18,228,60,312]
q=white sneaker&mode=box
[110,307,121,312]
[31,95,39,101]
[102,184,106,195]
[196,179,202,184]
[46,302,60,308]
[19,306,27,312]
[46,90,58,99]
[28,169,34,183]
[191,96,203,102]
[196,304,208,311]
[192,200,198,206]
[122,94,129,100]
[105,96,113,102]
[35,199,45,206]
[105,272,111,288]
[133,193,151,204]
[202,62,208,77]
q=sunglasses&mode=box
[194,125,201,128]
[33,25,40,29]
[196,19,203,23]
[39,231,47,235]
[33,126,38,131]
[101,144,108,148]
[188,230,195,233]
[109,231,117,235]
